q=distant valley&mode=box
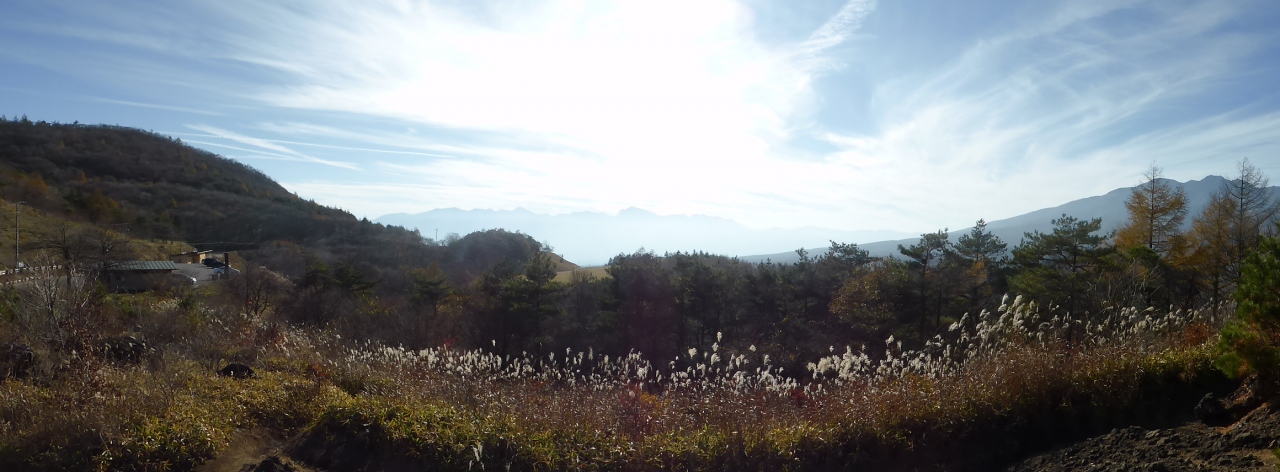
[380,175,1278,266]
[375,208,913,266]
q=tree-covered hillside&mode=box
[0,117,554,288]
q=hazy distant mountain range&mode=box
[743,175,1277,264]
[375,208,914,266]
[377,175,1276,267]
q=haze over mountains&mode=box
[375,208,914,266]
[379,175,1276,267]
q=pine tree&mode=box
[898,229,950,334]
[1010,215,1113,316]
[952,219,1008,310]
[954,219,1007,269]
[1216,226,1280,389]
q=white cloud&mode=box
[12,0,1280,233]
[227,0,1279,231]
[199,0,884,226]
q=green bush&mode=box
[1217,227,1280,384]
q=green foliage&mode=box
[1215,321,1277,379]
[898,229,950,271]
[1010,215,1114,315]
[409,264,451,312]
[954,219,1008,268]
[1217,228,1280,381]
[466,252,566,355]
[823,240,871,278]
[333,262,377,297]
[1237,228,1280,330]
[830,259,910,342]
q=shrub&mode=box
[1217,229,1280,387]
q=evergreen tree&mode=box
[608,251,678,362]
[829,258,910,345]
[409,263,451,339]
[672,253,737,351]
[1216,225,1280,390]
[1010,215,1114,316]
[898,229,950,334]
[951,219,1008,313]
[953,219,1007,268]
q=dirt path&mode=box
[196,428,312,472]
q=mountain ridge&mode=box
[375,207,914,266]
[743,175,1277,264]
[379,174,1277,267]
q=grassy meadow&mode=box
[0,285,1231,471]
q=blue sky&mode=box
[2,0,1279,234]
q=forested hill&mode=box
[0,117,547,284]
[0,117,342,244]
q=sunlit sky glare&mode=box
[3,0,1279,233]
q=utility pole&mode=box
[13,201,23,273]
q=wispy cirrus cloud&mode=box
[90,98,223,116]
[183,125,360,170]
[5,0,1280,233]
[810,0,1280,229]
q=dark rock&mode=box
[0,343,35,380]
[220,363,255,379]
[1230,431,1258,448]
[238,455,299,472]
[1195,392,1232,426]
[1224,384,1263,419]
[1215,454,1236,467]
[95,336,149,364]
[1010,393,1280,472]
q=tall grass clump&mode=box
[298,295,1231,470]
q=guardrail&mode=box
[0,265,65,286]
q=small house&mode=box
[105,260,179,292]
[169,250,214,264]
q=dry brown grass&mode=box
[0,291,1233,471]
[554,267,611,283]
